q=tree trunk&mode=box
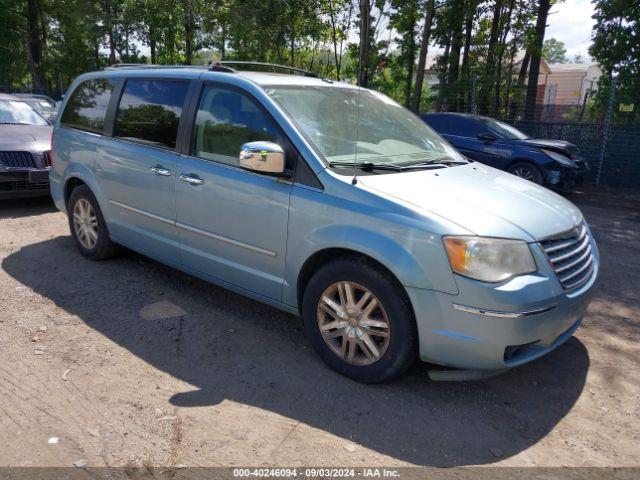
[150,36,157,64]
[477,0,502,113]
[25,0,46,92]
[103,0,117,65]
[404,8,418,108]
[493,0,515,114]
[524,0,551,120]
[436,39,451,111]
[410,0,435,112]
[358,0,372,87]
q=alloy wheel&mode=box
[316,281,390,366]
[72,198,98,250]
[512,167,536,181]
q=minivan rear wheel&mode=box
[68,185,120,260]
[302,257,417,383]
[508,161,544,185]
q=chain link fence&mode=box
[424,71,640,189]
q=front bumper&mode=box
[545,161,589,189]
[407,246,598,371]
[0,169,51,198]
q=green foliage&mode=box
[589,0,640,123]
[542,38,567,63]
[0,0,633,126]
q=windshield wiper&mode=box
[328,161,407,172]
[400,157,468,168]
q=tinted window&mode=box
[61,78,116,133]
[193,86,283,166]
[447,117,487,137]
[422,115,449,134]
[115,79,189,150]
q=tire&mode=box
[508,161,544,185]
[302,257,418,383]
[67,185,120,260]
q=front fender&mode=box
[283,223,458,309]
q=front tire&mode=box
[302,257,418,383]
[508,161,544,185]
[67,185,120,260]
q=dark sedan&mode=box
[421,113,588,188]
[0,94,53,198]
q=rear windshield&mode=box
[0,100,48,126]
[61,78,117,133]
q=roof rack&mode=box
[105,63,208,70]
[104,61,319,78]
[211,61,318,77]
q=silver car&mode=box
[0,94,53,198]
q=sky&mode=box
[546,0,596,61]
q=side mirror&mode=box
[238,141,287,176]
[477,132,498,142]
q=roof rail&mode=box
[214,61,318,78]
[104,63,208,70]
[104,61,319,78]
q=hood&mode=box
[357,162,583,241]
[515,138,576,157]
[0,124,52,152]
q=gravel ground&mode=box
[0,188,638,469]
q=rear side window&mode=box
[192,86,283,167]
[61,78,116,133]
[114,79,189,150]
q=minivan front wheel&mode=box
[508,162,544,185]
[68,185,120,260]
[302,258,417,383]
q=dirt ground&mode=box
[0,188,638,469]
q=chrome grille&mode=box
[0,151,37,168]
[540,224,595,291]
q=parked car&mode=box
[420,112,588,188]
[50,64,598,382]
[0,94,53,198]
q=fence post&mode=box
[470,74,478,115]
[595,75,617,186]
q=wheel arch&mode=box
[64,176,87,207]
[296,247,412,315]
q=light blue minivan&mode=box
[50,62,598,382]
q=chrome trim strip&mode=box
[452,303,557,318]
[109,200,174,225]
[546,234,590,263]
[109,200,276,257]
[175,221,277,257]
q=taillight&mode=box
[50,130,55,167]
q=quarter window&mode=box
[115,79,189,150]
[61,78,116,133]
[193,86,283,167]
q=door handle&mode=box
[150,165,172,176]
[179,173,204,185]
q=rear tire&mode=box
[67,185,120,260]
[508,161,544,185]
[302,257,418,383]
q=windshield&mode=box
[478,117,528,140]
[0,100,49,126]
[265,86,465,167]
[25,99,56,115]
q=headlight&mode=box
[443,236,537,282]
[542,149,577,168]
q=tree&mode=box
[589,0,640,122]
[410,0,435,112]
[542,37,567,63]
[524,0,551,120]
